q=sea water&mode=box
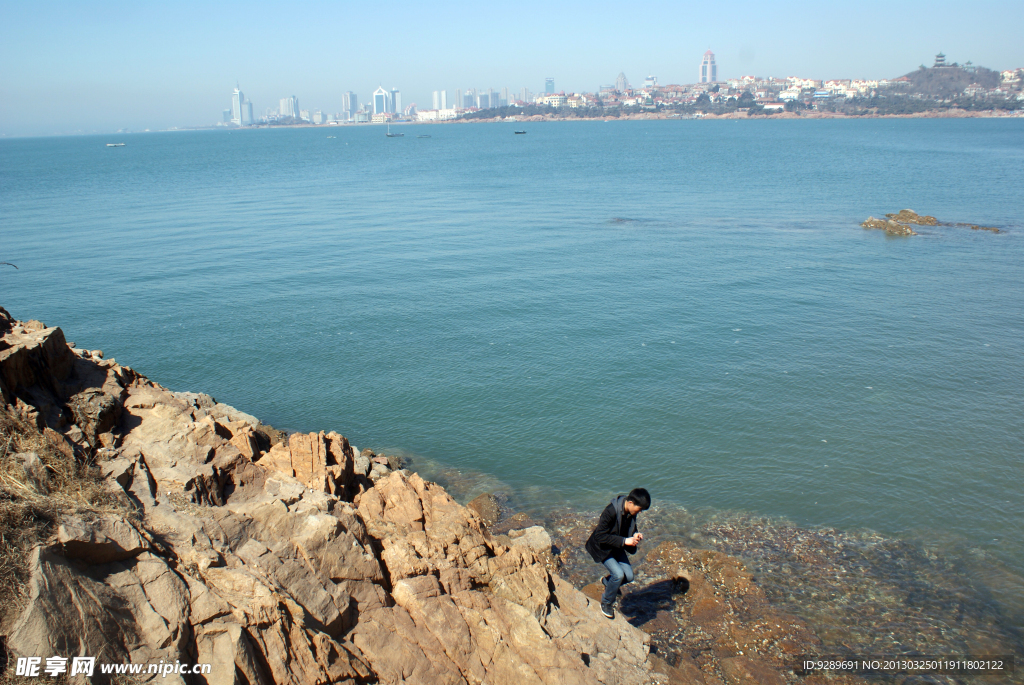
[2,118,1023,622]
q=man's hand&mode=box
[624,534,642,546]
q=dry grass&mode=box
[0,409,132,626]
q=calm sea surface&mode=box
[2,119,1023,611]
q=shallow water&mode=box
[2,119,1023,643]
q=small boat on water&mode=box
[417,135,431,138]
[106,143,126,147]
[386,121,404,138]
[514,130,527,135]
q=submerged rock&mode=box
[862,209,1001,235]
[861,216,917,235]
[885,208,939,225]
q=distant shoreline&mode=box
[228,108,1023,132]
[443,108,1024,123]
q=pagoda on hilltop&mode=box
[934,52,948,68]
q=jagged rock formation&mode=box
[0,306,656,685]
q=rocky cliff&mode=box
[0,307,655,685]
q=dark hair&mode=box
[626,488,651,510]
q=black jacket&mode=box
[585,495,638,563]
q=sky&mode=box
[2,0,1023,137]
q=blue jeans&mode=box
[601,550,634,605]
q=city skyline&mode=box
[2,0,1023,136]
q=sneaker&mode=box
[600,603,614,619]
[601,575,623,597]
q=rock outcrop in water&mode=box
[0,306,654,685]
[861,209,1000,235]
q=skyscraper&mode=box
[700,50,717,83]
[231,85,244,125]
[373,87,390,115]
[440,90,448,110]
[615,72,629,92]
[433,91,440,110]
[342,91,358,121]
[545,78,555,94]
[390,89,401,114]
[279,96,300,118]
[243,99,253,125]
[500,87,509,107]
[455,89,462,110]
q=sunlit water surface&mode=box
[3,119,1023,651]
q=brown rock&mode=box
[886,209,939,225]
[68,388,122,446]
[468,492,500,526]
[650,654,704,684]
[719,656,787,685]
[57,515,147,564]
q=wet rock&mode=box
[885,209,939,225]
[468,492,500,526]
[861,216,916,236]
[863,209,1001,236]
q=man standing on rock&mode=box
[585,488,651,619]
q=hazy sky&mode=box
[2,0,1023,137]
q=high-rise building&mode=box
[243,99,253,125]
[342,91,358,121]
[545,78,555,94]
[500,87,509,107]
[440,90,448,110]
[373,87,390,115]
[390,89,401,114]
[231,85,244,125]
[463,88,476,109]
[477,92,489,109]
[432,91,441,110]
[644,75,658,88]
[279,96,300,118]
[520,87,532,103]
[223,109,232,123]
[615,72,629,92]
[700,51,717,83]
[454,89,462,109]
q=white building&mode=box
[342,92,358,121]
[416,108,459,121]
[279,96,300,119]
[700,51,717,83]
[373,87,390,115]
